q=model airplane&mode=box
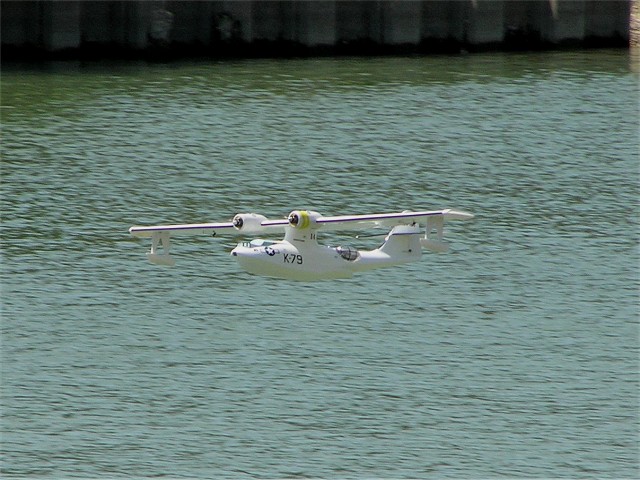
[129,209,474,281]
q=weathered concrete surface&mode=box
[297,1,337,46]
[630,0,639,46]
[544,0,587,43]
[42,1,81,51]
[468,0,506,45]
[1,0,631,60]
[381,1,423,45]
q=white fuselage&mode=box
[230,224,422,281]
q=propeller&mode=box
[288,212,299,226]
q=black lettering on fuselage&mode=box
[283,254,303,264]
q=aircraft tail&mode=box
[379,225,423,260]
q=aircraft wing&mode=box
[129,222,236,238]
[129,209,473,238]
[129,213,290,266]
[316,209,474,231]
[129,213,289,238]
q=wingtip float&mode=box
[129,208,474,281]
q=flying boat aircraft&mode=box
[129,209,474,281]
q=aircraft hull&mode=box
[231,241,354,281]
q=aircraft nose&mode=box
[230,245,249,257]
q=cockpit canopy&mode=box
[336,245,359,261]
[239,239,277,248]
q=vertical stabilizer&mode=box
[379,225,422,259]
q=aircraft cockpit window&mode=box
[337,246,359,261]
[249,239,276,248]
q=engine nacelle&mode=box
[287,210,321,229]
[232,213,268,233]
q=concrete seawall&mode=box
[1,1,632,60]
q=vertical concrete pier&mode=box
[297,1,336,47]
[543,0,587,43]
[421,1,465,47]
[467,1,506,45]
[626,0,638,46]
[0,0,632,60]
[381,1,422,45]
[42,1,81,51]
